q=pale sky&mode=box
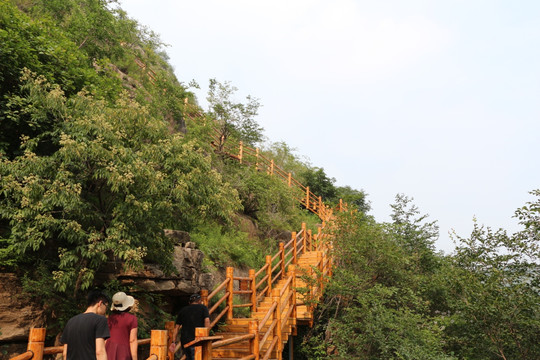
[118,0,540,254]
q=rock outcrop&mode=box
[0,230,212,344]
[0,273,46,342]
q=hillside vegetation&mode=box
[0,0,361,329]
[1,1,539,359]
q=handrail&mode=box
[279,276,293,297]
[210,306,229,328]
[258,302,278,332]
[254,263,268,278]
[43,347,62,355]
[261,336,279,360]
[259,319,278,352]
[209,292,229,314]
[281,303,295,332]
[183,101,346,222]
[138,338,151,345]
[212,333,255,349]
[208,278,229,301]
[11,327,170,360]
[10,351,33,360]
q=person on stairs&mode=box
[106,292,138,360]
[169,293,210,360]
[61,289,111,360]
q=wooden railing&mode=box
[187,220,331,360]
[201,221,326,319]
[182,99,347,223]
[11,328,170,360]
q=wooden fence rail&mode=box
[10,327,171,360]
[182,100,350,223]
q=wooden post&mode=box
[249,320,260,360]
[301,222,307,254]
[165,321,175,360]
[194,328,211,360]
[272,288,282,359]
[226,267,234,320]
[270,159,274,175]
[339,198,343,212]
[317,252,324,294]
[266,255,272,296]
[249,269,257,312]
[305,187,310,210]
[318,196,322,218]
[309,266,315,319]
[317,227,322,251]
[200,289,209,307]
[28,328,46,360]
[288,265,297,336]
[150,330,168,360]
[279,242,285,279]
[291,232,297,264]
[255,148,260,170]
[308,229,312,251]
[329,243,334,277]
[239,141,243,164]
[287,173,292,187]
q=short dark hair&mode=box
[87,289,110,307]
[189,294,201,304]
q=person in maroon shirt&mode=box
[106,292,138,360]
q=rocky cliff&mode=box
[0,230,212,347]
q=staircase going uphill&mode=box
[179,222,333,360]
[176,105,339,359]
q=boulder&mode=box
[0,274,45,342]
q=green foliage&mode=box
[0,0,116,157]
[335,185,370,213]
[299,166,369,213]
[261,141,311,178]
[387,194,440,273]
[300,167,337,202]
[301,193,540,359]
[300,210,453,360]
[207,78,263,147]
[221,162,304,235]
[191,223,266,270]
[444,214,540,359]
[0,72,240,297]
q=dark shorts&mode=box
[183,346,195,360]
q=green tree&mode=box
[206,78,263,148]
[387,194,439,273]
[444,213,540,359]
[220,161,304,237]
[300,167,337,202]
[0,0,114,157]
[335,185,370,213]
[300,211,452,360]
[262,141,311,178]
[0,72,240,297]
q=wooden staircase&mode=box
[205,246,329,360]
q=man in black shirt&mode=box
[170,293,210,360]
[61,290,111,360]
